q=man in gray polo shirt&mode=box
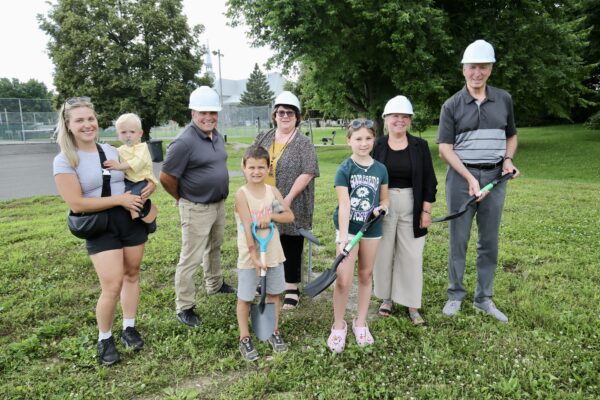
[437,40,520,322]
[160,86,236,328]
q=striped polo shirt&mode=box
[437,85,517,164]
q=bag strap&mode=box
[96,143,111,197]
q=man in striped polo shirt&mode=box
[437,39,521,322]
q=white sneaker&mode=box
[473,300,508,323]
[442,300,462,317]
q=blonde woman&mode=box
[53,97,154,365]
[373,96,437,325]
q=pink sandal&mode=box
[352,319,374,347]
[327,321,347,353]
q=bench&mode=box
[321,130,336,145]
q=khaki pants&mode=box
[175,198,225,312]
[373,188,425,308]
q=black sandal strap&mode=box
[283,297,299,306]
[283,289,300,306]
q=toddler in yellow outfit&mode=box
[104,113,158,229]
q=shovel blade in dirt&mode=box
[250,303,276,341]
[250,272,276,341]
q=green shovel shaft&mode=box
[478,182,494,196]
[342,231,364,254]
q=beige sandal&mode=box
[408,310,425,326]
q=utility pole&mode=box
[212,49,224,107]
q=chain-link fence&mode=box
[0,98,57,142]
[147,104,272,140]
[0,99,273,142]
[219,104,272,137]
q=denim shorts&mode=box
[237,263,285,302]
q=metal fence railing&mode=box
[0,98,57,142]
[0,100,273,142]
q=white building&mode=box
[203,44,286,105]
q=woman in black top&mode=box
[372,96,437,325]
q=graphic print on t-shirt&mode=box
[250,204,272,224]
[349,174,380,223]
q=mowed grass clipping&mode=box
[1,125,599,399]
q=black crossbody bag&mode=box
[67,144,111,239]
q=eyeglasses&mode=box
[350,119,374,129]
[276,110,296,118]
[65,96,91,105]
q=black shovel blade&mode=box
[258,275,267,313]
[304,253,345,298]
[297,227,320,245]
[432,196,477,223]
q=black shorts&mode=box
[86,206,148,255]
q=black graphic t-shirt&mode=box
[333,157,388,237]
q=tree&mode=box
[0,78,53,100]
[434,0,592,125]
[227,1,592,129]
[39,0,212,139]
[0,78,54,112]
[227,1,457,133]
[240,63,274,106]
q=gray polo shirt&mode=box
[162,122,229,203]
[437,85,517,164]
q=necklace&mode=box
[269,130,295,176]
[351,157,373,173]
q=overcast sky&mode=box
[0,0,277,90]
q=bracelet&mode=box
[336,240,348,245]
[422,209,431,214]
[504,156,513,161]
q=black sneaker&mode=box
[216,281,236,294]
[176,307,201,327]
[120,327,144,351]
[239,336,259,361]
[97,336,121,366]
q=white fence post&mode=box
[18,99,25,141]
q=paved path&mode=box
[0,143,241,201]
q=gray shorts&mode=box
[237,263,285,302]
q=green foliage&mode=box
[228,1,453,133]
[435,0,592,125]
[585,110,600,129]
[0,78,54,102]
[228,1,593,128]
[1,125,600,398]
[38,0,211,138]
[240,63,275,106]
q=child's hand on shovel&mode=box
[251,254,267,275]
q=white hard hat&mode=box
[461,40,496,64]
[382,95,414,117]
[273,91,301,113]
[189,86,222,112]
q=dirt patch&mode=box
[135,369,252,400]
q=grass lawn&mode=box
[1,125,599,399]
